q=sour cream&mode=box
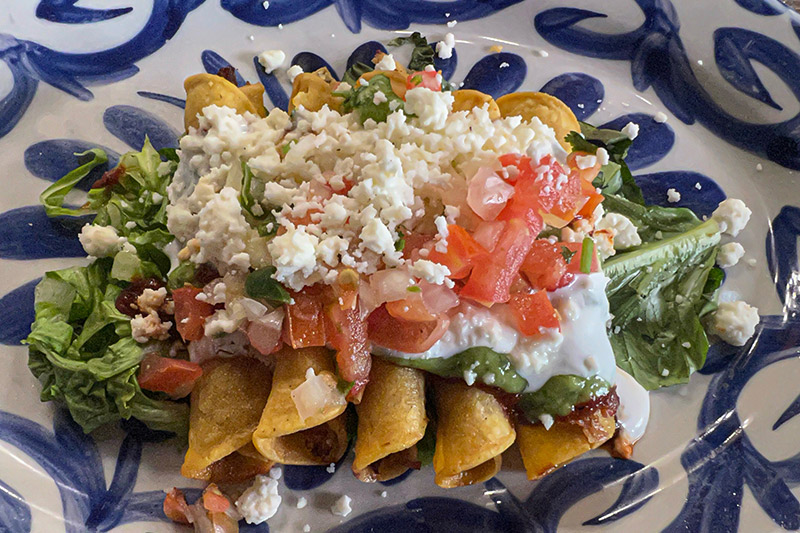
[614,368,650,445]
[378,273,617,393]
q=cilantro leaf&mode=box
[387,31,435,71]
[338,74,404,124]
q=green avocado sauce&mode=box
[518,374,611,421]
[383,347,528,394]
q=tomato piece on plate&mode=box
[508,291,560,336]
[284,287,327,348]
[163,488,191,524]
[406,70,441,91]
[172,287,214,342]
[202,484,231,513]
[138,353,203,398]
[368,305,450,354]
[521,240,569,292]
[427,225,487,279]
[460,218,534,305]
[325,302,371,402]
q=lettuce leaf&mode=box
[25,142,188,435]
[387,32,435,72]
[603,218,721,389]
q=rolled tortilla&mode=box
[252,346,348,465]
[516,412,616,480]
[184,73,266,130]
[181,357,272,479]
[198,443,274,484]
[352,358,427,482]
[432,379,516,488]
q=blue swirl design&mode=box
[0,0,204,139]
[220,0,521,34]
[535,0,800,170]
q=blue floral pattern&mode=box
[0,1,799,531]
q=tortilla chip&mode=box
[496,91,580,150]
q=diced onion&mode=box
[420,281,459,314]
[467,166,515,221]
[369,269,413,304]
[246,307,285,355]
[472,220,506,252]
[290,368,346,421]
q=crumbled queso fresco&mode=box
[166,89,564,292]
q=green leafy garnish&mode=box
[518,375,611,421]
[561,246,577,264]
[406,285,421,293]
[25,260,188,435]
[604,218,721,389]
[26,141,189,435]
[387,32,436,71]
[565,123,644,204]
[239,161,278,237]
[416,413,437,467]
[40,149,108,217]
[395,227,406,251]
[579,237,594,273]
[341,61,374,87]
[245,267,292,305]
[166,261,197,291]
[338,74,405,124]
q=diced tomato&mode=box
[498,153,531,174]
[577,191,604,220]
[138,353,203,398]
[163,488,191,524]
[368,304,450,354]
[460,218,534,305]
[202,484,230,513]
[508,291,560,336]
[567,151,603,183]
[324,302,371,403]
[406,70,441,91]
[385,292,438,322]
[172,287,214,342]
[427,225,487,279]
[471,220,506,253]
[548,170,583,220]
[284,287,327,348]
[561,241,600,275]
[520,240,569,292]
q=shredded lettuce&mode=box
[338,74,405,124]
[387,32,436,72]
[25,141,189,435]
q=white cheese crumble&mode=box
[375,53,396,71]
[410,259,452,286]
[717,242,745,268]
[331,495,353,517]
[436,32,455,59]
[596,213,642,249]
[622,122,639,140]
[596,147,609,166]
[236,475,282,524]
[574,154,597,169]
[169,93,562,290]
[137,287,167,315]
[130,313,172,343]
[654,112,668,123]
[447,20,457,27]
[373,91,388,105]
[287,64,304,83]
[326,462,336,473]
[297,497,307,509]
[79,224,124,257]
[667,188,681,203]
[712,198,752,236]
[539,414,554,430]
[258,50,286,74]
[463,368,477,386]
[303,526,311,533]
[712,300,759,346]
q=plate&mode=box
[1,1,800,532]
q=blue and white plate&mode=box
[2,1,800,531]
